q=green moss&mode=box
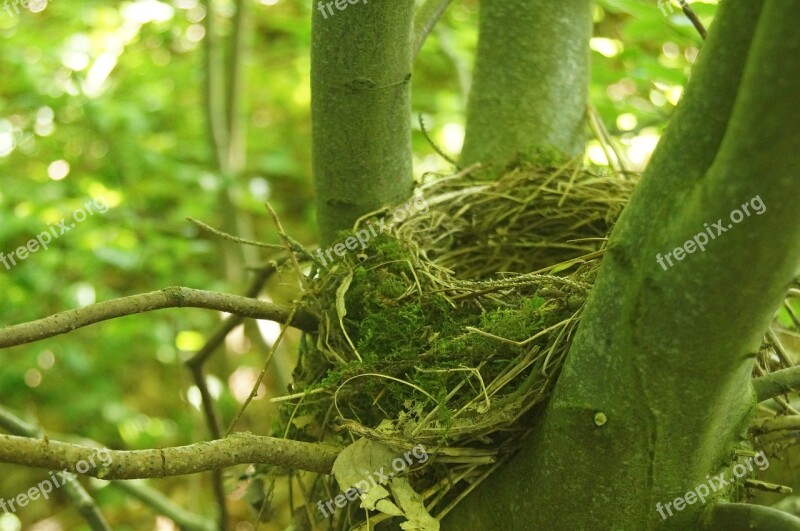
[279,231,584,444]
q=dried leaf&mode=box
[331,439,439,530]
[331,438,394,511]
[391,477,440,531]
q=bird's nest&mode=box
[264,161,632,530]
[266,161,796,530]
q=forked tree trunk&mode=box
[445,1,800,528]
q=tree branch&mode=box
[753,365,800,402]
[705,503,800,530]
[1,406,219,530]
[0,286,318,348]
[0,432,340,478]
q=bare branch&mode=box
[0,432,340,478]
[187,217,283,250]
[753,365,800,402]
[0,286,318,348]
[0,404,217,529]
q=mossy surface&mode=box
[278,232,590,449]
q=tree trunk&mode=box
[445,1,800,528]
[311,0,416,244]
[460,0,593,170]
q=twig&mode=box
[744,479,793,495]
[186,261,287,430]
[752,365,800,402]
[270,387,327,403]
[774,395,800,417]
[188,217,284,250]
[226,306,297,436]
[188,217,314,265]
[0,286,317,348]
[112,481,216,531]
[0,432,341,478]
[419,114,459,168]
[0,406,110,531]
[768,329,795,368]
[587,104,629,174]
[265,203,308,289]
[678,0,708,40]
[783,301,800,330]
[751,415,800,435]
[412,0,452,59]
